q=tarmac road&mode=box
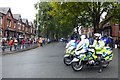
[2,42,118,78]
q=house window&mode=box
[31,28,32,33]
[14,22,16,28]
[8,12,11,17]
[18,23,21,30]
[0,17,2,27]
[22,25,24,30]
[7,19,11,27]
[26,27,28,31]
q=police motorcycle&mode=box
[63,39,78,66]
[71,35,113,71]
[102,36,113,49]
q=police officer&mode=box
[92,33,105,73]
[75,35,89,55]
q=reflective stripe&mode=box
[64,54,69,58]
[92,54,97,59]
[105,56,109,60]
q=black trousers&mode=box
[40,43,43,46]
[10,46,12,51]
[97,54,103,70]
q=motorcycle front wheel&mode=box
[71,60,83,71]
[63,57,72,66]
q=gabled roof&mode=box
[0,12,3,16]
[28,22,33,26]
[0,7,13,18]
[0,7,10,14]
[13,14,22,20]
[22,18,30,27]
[22,18,28,23]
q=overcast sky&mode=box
[0,0,107,23]
[0,0,39,22]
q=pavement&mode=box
[0,44,39,79]
[1,42,119,78]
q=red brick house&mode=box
[0,12,4,38]
[22,19,30,38]
[0,7,36,39]
[15,15,23,38]
[13,14,22,37]
[28,22,36,38]
[0,7,13,38]
[101,24,120,41]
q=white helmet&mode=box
[81,35,86,40]
[94,33,101,39]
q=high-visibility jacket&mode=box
[92,40,105,54]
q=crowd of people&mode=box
[0,37,51,52]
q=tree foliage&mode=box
[34,2,120,39]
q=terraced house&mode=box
[0,7,36,40]
[101,24,120,41]
[0,12,3,39]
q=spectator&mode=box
[115,39,118,48]
[4,38,8,47]
[47,38,50,44]
[9,38,14,51]
[1,38,6,52]
[25,38,29,48]
[33,39,36,46]
[37,38,40,46]
[43,38,45,45]
[18,38,22,50]
[30,39,33,46]
[28,39,31,47]
[14,38,18,50]
[39,38,43,46]
[17,38,19,49]
[22,38,25,49]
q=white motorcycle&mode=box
[63,40,77,66]
[71,46,113,71]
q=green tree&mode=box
[48,2,120,33]
[34,2,120,39]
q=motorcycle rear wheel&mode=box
[71,60,83,71]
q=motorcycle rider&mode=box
[75,35,89,55]
[91,33,105,73]
[102,35,113,49]
[65,37,79,53]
